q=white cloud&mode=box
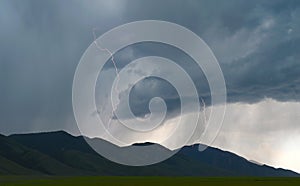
[91,98,300,173]
[210,99,300,173]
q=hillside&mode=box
[0,131,297,176]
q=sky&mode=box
[1,0,300,172]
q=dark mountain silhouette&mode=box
[0,131,298,176]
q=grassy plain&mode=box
[1,176,300,186]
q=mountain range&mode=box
[0,131,298,176]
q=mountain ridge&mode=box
[0,130,297,176]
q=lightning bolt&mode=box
[200,97,207,126]
[197,97,212,152]
[197,97,208,150]
[93,28,120,131]
[92,28,119,77]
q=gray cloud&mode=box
[0,0,300,135]
[0,0,126,134]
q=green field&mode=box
[1,176,300,186]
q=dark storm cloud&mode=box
[0,0,126,134]
[103,3,300,116]
[0,0,300,134]
[97,43,210,119]
[106,0,300,112]
[224,38,300,103]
